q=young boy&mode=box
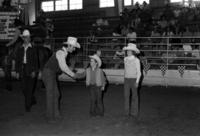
[123,43,141,117]
[75,54,107,117]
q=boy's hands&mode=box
[73,73,82,80]
[101,86,105,91]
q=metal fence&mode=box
[52,36,200,73]
[1,36,199,74]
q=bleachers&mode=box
[44,12,120,37]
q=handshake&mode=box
[72,70,85,80]
[73,73,83,79]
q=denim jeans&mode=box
[89,85,104,116]
[42,68,60,120]
[124,78,138,116]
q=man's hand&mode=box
[101,86,105,91]
[16,72,20,79]
[31,72,36,78]
[6,43,11,47]
[135,82,139,88]
[73,73,81,79]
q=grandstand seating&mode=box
[44,11,120,37]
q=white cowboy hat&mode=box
[89,54,102,67]
[63,36,80,48]
[20,29,31,37]
[123,43,140,53]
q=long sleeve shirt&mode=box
[56,47,74,77]
[124,55,141,84]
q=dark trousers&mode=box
[2,56,12,91]
[89,85,104,116]
[42,68,60,120]
[124,78,139,116]
[20,64,37,111]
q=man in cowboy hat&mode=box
[75,54,107,117]
[42,36,80,122]
[3,19,24,92]
[122,43,141,118]
[15,29,39,112]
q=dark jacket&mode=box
[15,45,39,76]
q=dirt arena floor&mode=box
[0,79,200,136]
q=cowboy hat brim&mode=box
[63,41,80,48]
[20,34,31,37]
[89,55,102,67]
[123,47,140,53]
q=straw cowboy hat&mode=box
[63,36,80,48]
[123,43,140,53]
[89,54,102,67]
[20,29,31,37]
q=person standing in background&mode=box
[15,29,38,112]
[3,19,24,91]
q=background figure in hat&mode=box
[42,36,80,122]
[15,29,39,112]
[2,19,24,91]
[6,19,24,66]
[122,43,141,118]
[75,54,107,117]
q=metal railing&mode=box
[58,36,200,71]
[1,36,200,72]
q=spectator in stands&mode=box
[121,25,129,36]
[113,45,124,69]
[42,36,80,122]
[183,44,192,57]
[15,29,39,112]
[122,43,141,118]
[151,27,161,43]
[162,26,174,37]
[75,54,107,117]
[127,27,137,43]
[192,45,200,58]
[192,45,200,65]
[182,26,192,37]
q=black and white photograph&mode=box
[1,0,200,135]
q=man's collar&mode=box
[23,43,32,48]
[62,47,67,53]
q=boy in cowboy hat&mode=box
[75,54,107,117]
[122,43,141,118]
[42,36,80,122]
[15,29,39,112]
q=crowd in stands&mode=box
[116,2,200,38]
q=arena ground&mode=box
[0,80,200,136]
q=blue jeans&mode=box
[124,78,139,116]
[42,68,60,120]
[89,85,104,116]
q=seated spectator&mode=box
[181,26,193,43]
[121,25,129,36]
[127,27,137,43]
[192,45,200,58]
[183,44,192,57]
[151,27,161,43]
[161,52,177,64]
[113,45,124,69]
